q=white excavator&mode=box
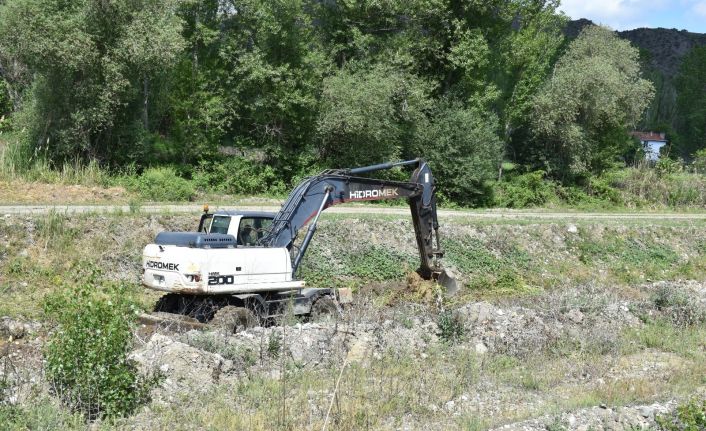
[141,158,457,331]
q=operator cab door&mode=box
[235,217,273,246]
[234,216,284,282]
[199,214,241,236]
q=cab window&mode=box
[237,217,273,246]
[199,214,213,233]
[209,216,231,234]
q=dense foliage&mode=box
[1,0,694,206]
[43,267,151,419]
[531,26,654,179]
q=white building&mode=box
[631,131,668,162]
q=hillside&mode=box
[567,19,706,79]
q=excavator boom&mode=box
[260,159,456,292]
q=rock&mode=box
[567,224,578,234]
[129,334,235,400]
[639,406,654,418]
[0,317,38,339]
[459,302,495,324]
[475,342,489,354]
[566,308,584,324]
[7,321,25,339]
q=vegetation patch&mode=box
[572,232,682,283]
[657,397,706,431]
[43,266,154,420]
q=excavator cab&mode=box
[198,211,276,247]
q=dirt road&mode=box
[2,204,706,220]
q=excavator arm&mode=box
[259,159,456,291]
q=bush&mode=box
[193,158,286,196]
[129,166,195,201]
[43,273,151,420]
[655,157,683,177]
[656,397,706,431]
[692,148,706,174]
[437,310,465,344]
[493,171,556,208]
[416,103,503,206]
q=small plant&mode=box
[128,198,142,214]
[267,332,282,359]
[692,148,706,174]
[656,397,706,431]
[36,210,77,249]
[545,418,568,431]
[437,310,465,344]
[43,270,152,420]
[651,284,706,327]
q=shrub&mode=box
[43,275,151,420]
[193,158,286,196]
[656,397,706,431]
[437,310,465,344]
[651,284,706,327]
[655,157,682,177]
[692,148,706,174]
[493,171,556,208]
[130,166,195,201]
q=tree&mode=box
[414,102,503,205]
[0,0,186,164]
[531,25,654,179]
[675,46,706,158]
[317,63,431,167]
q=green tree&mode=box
[0,0,186,164]
[675,46,706,158]
[531,25,654,179]
[216,0,325,151]
[500,2,566,163]
[316,63,431,167]
[414,102,503,205]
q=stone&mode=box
[639,406,654,418]
[7,322,25,339]
[566,308,584,324]
[475,342,489,354]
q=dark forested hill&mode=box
[567,19,706,78]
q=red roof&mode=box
[631,131,667,142]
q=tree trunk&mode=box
[142,77,149,130]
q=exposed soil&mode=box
[0,181,128,204]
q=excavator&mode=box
[141,158,457,331]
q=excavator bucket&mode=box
[437,268,459,295]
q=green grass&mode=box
[623,319,706,359]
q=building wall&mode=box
[643,140,667,161]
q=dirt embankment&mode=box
[1,213,706,429]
